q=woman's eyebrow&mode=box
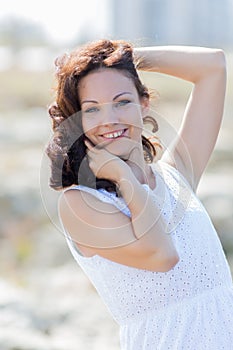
[113,92,133,100]
[81,99,98,105]
[81,92,133,105]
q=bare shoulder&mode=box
[59,188,123,223]
[59,188,135,256]
[59,188,177,272]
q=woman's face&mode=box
[79,68,149,159]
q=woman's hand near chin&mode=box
[84,139,132,184]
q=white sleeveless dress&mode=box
[61,161,233,350]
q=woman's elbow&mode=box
[164,252,180,272]
[213,49,227,73]
[153,250,180,273]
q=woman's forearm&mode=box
[134,45,226,83]
[117,171,177,257]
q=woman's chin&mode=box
[106,147,130,160]
[105,140,140,160]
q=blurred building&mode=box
[111,0,233,48]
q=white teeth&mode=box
[102,130,124,139]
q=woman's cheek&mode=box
[82,118,97,136]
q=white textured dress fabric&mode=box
[62,161,233,350]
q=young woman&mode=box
[46,39,233,349]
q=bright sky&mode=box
[0,0,110,44]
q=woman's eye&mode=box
[115,100,131,107]
[84,106,99,113]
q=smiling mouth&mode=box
[100,128,128,139]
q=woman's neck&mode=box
[125,154,155,190]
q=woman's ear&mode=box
[143,116,158,133]
[140,97,150,117]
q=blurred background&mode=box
[0,0,232,349]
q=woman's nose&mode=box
[100,103,119,124]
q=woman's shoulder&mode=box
[58,185,132,248]
[60,184,131,217]
[59,185,118,220]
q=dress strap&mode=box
[64,184,131,217]
[156,160,194,193]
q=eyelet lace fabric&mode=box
[62,161,233,349]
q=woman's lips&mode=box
[100,128,128,140]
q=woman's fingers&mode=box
[84,139,122,180]
[84,140,97,161]
[84,139,101,156]
[84,138,94,150]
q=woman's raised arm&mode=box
[134,46,227,190]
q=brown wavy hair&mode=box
[46,39,159,192]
